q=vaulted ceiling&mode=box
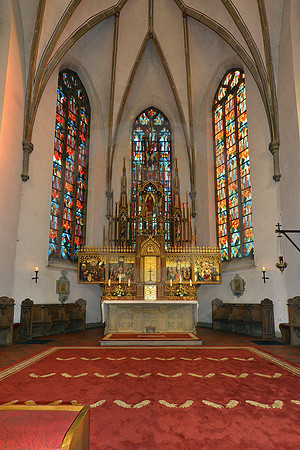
[15,0,284,200]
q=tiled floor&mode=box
[0,327,299,369]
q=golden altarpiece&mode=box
[78,153,221,333]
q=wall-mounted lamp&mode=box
[276,256,288,272]
[262,267,269,283]
[31,267,39,283]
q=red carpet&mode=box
[0,346,300,449]
[0,409,78,448]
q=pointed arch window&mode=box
[213,69,254,260]
[48,70,90,261]
[132,107,171,246]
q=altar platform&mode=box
[100,332,202,346]
[101,300,198,334]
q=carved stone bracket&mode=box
[269,140,281,182]
[21,140,34,182]
[189,190,196,217]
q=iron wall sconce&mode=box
[31,267,39,283]
[276,256,288,272]
[262,267,269,283]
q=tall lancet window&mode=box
[132,107,171,246]
[48,70,90,262]
[213,69,254,260]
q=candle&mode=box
[128,278,131,287]
[108,279,111,287]
[180,275,182,283]
[189,279,192,286]
[170,279,172,287]
[118,274,122,284]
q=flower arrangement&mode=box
[113,285,125,297]
[175,284,187,297]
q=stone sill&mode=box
[47,258,77,272]
[222,255,255,273]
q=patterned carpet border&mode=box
[0,346,299,381]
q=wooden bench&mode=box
[0,297,14,345]
[212,298,275,339]
[287,296,300,346]
[20,299,86,340]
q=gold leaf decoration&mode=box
[25,400,36,405]
[30,373,56,378]
[81,357,101,361]
[48,400,62,405]
[133,400,151,409]
[291,400,300,405]
[114,400,132,408]
[90,400,106,408]
[158,400,177,408]
[226,400,239,409]
[56,357,76,361]
[1,400,18,405]
[202,400,223,409]
[179,400,194,408]
[206,357,228,361]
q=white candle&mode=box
[118,274,122,284]
[180,275,182,283]
[108,279,111,287]
[128,278,131,286]
[170,279,172,287]
[189,279,192,286]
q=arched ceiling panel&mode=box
[60,17,114,127]
[264,0,284,79]
[37,0,70,65]
[113,0,148,126]
[18,0,39,72]
[231,0,266,65]
[188,18,238,139]
[181,0,250,58]
[155,0,189,130]
[52,0,117,58]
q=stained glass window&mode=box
[132,107,171,246]
[49,70,90,262]
[213,69,254,260]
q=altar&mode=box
[78,155,221,334]
[101,300,198,333]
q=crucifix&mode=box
[148,267,154,282]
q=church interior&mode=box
[0,0,300,448]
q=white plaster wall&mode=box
[0,4,24,298]
[276,0,300,299]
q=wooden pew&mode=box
[0,297,14,345]
[212,298,275,339]
[65,298,87,332]
[20,299,86,340]
[287,296,300,346]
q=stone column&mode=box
[21,140,34,182]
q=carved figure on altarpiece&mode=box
[109,258,134,282]
[194,258,220,282]
[80,259,105,282]
[166,257,192,282]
